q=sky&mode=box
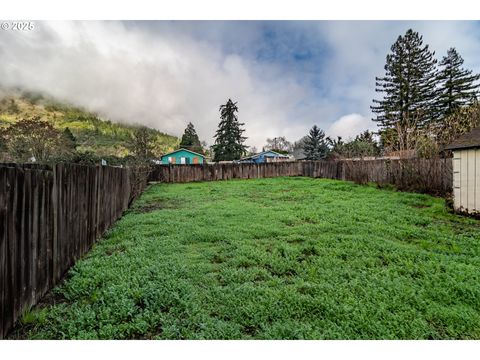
[1,20,480,149]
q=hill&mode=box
[0,88,179,161]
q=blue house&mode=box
[236,150,290,164]
[159,148,205,165]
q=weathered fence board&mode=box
[0,163,145,338]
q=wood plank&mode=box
[460,150,468,210]
[45,170,54,294]
[13,166,26,326]
[467,149,476,212]
[476,149,480,212]
[0,167,7,338]
[19,168,30,312]
[36,170,48,302]
[28,169,39,306]
[4,167,16,335]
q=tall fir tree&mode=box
[212,99,247,161]
[179,122,203,154]
[437,47,480,119]
[371,29,438,147]
[302,125,329,160]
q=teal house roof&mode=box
[161,148,205,158]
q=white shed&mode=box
[445,126,480,214]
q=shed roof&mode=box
[160,148,205,158]
[444,126,480,150]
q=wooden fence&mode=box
[0,163,146,338]
[1,157,452,338]
[148,162,305,183]
[149,158,453,196]
[341,158,453,196]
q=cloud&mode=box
[327,114,375,140]
[0,21,310,149]
[1,21,480,150]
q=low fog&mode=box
[1,21,479,148]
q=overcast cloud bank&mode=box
[1,21,479,148]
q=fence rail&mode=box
[0,163,147,338]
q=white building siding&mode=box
[477,150,480,211]
[453,149,480,213]
[453,154,461,209]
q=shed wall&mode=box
[453,149,480,213]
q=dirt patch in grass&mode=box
[210,253,227,264]
[435,216,480,236]
[243,324,258,337]
[105,244,128,256]
[132,198,185,213]
[37,289,68,308]
[7,288,68,339]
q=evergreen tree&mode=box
[63,127,77,149]
[437,48,480,119]
[212,99,247,161]
[179,122,203,154]
[302,125,329,160]
[328,131,380,159]
[372,29,438,146]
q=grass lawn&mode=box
[14,177,480,339]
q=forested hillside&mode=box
[0,88,178,163]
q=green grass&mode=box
[15,177,480,339]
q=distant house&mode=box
[445,126,480,214]
[159,148,205,165]
[292,148,306,161]
[236,150,290,164]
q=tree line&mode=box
[0,116,156,166]
[372,29,480,154]
[250,28,480,160]
[175,100,380,162]
[196,28,480,162]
